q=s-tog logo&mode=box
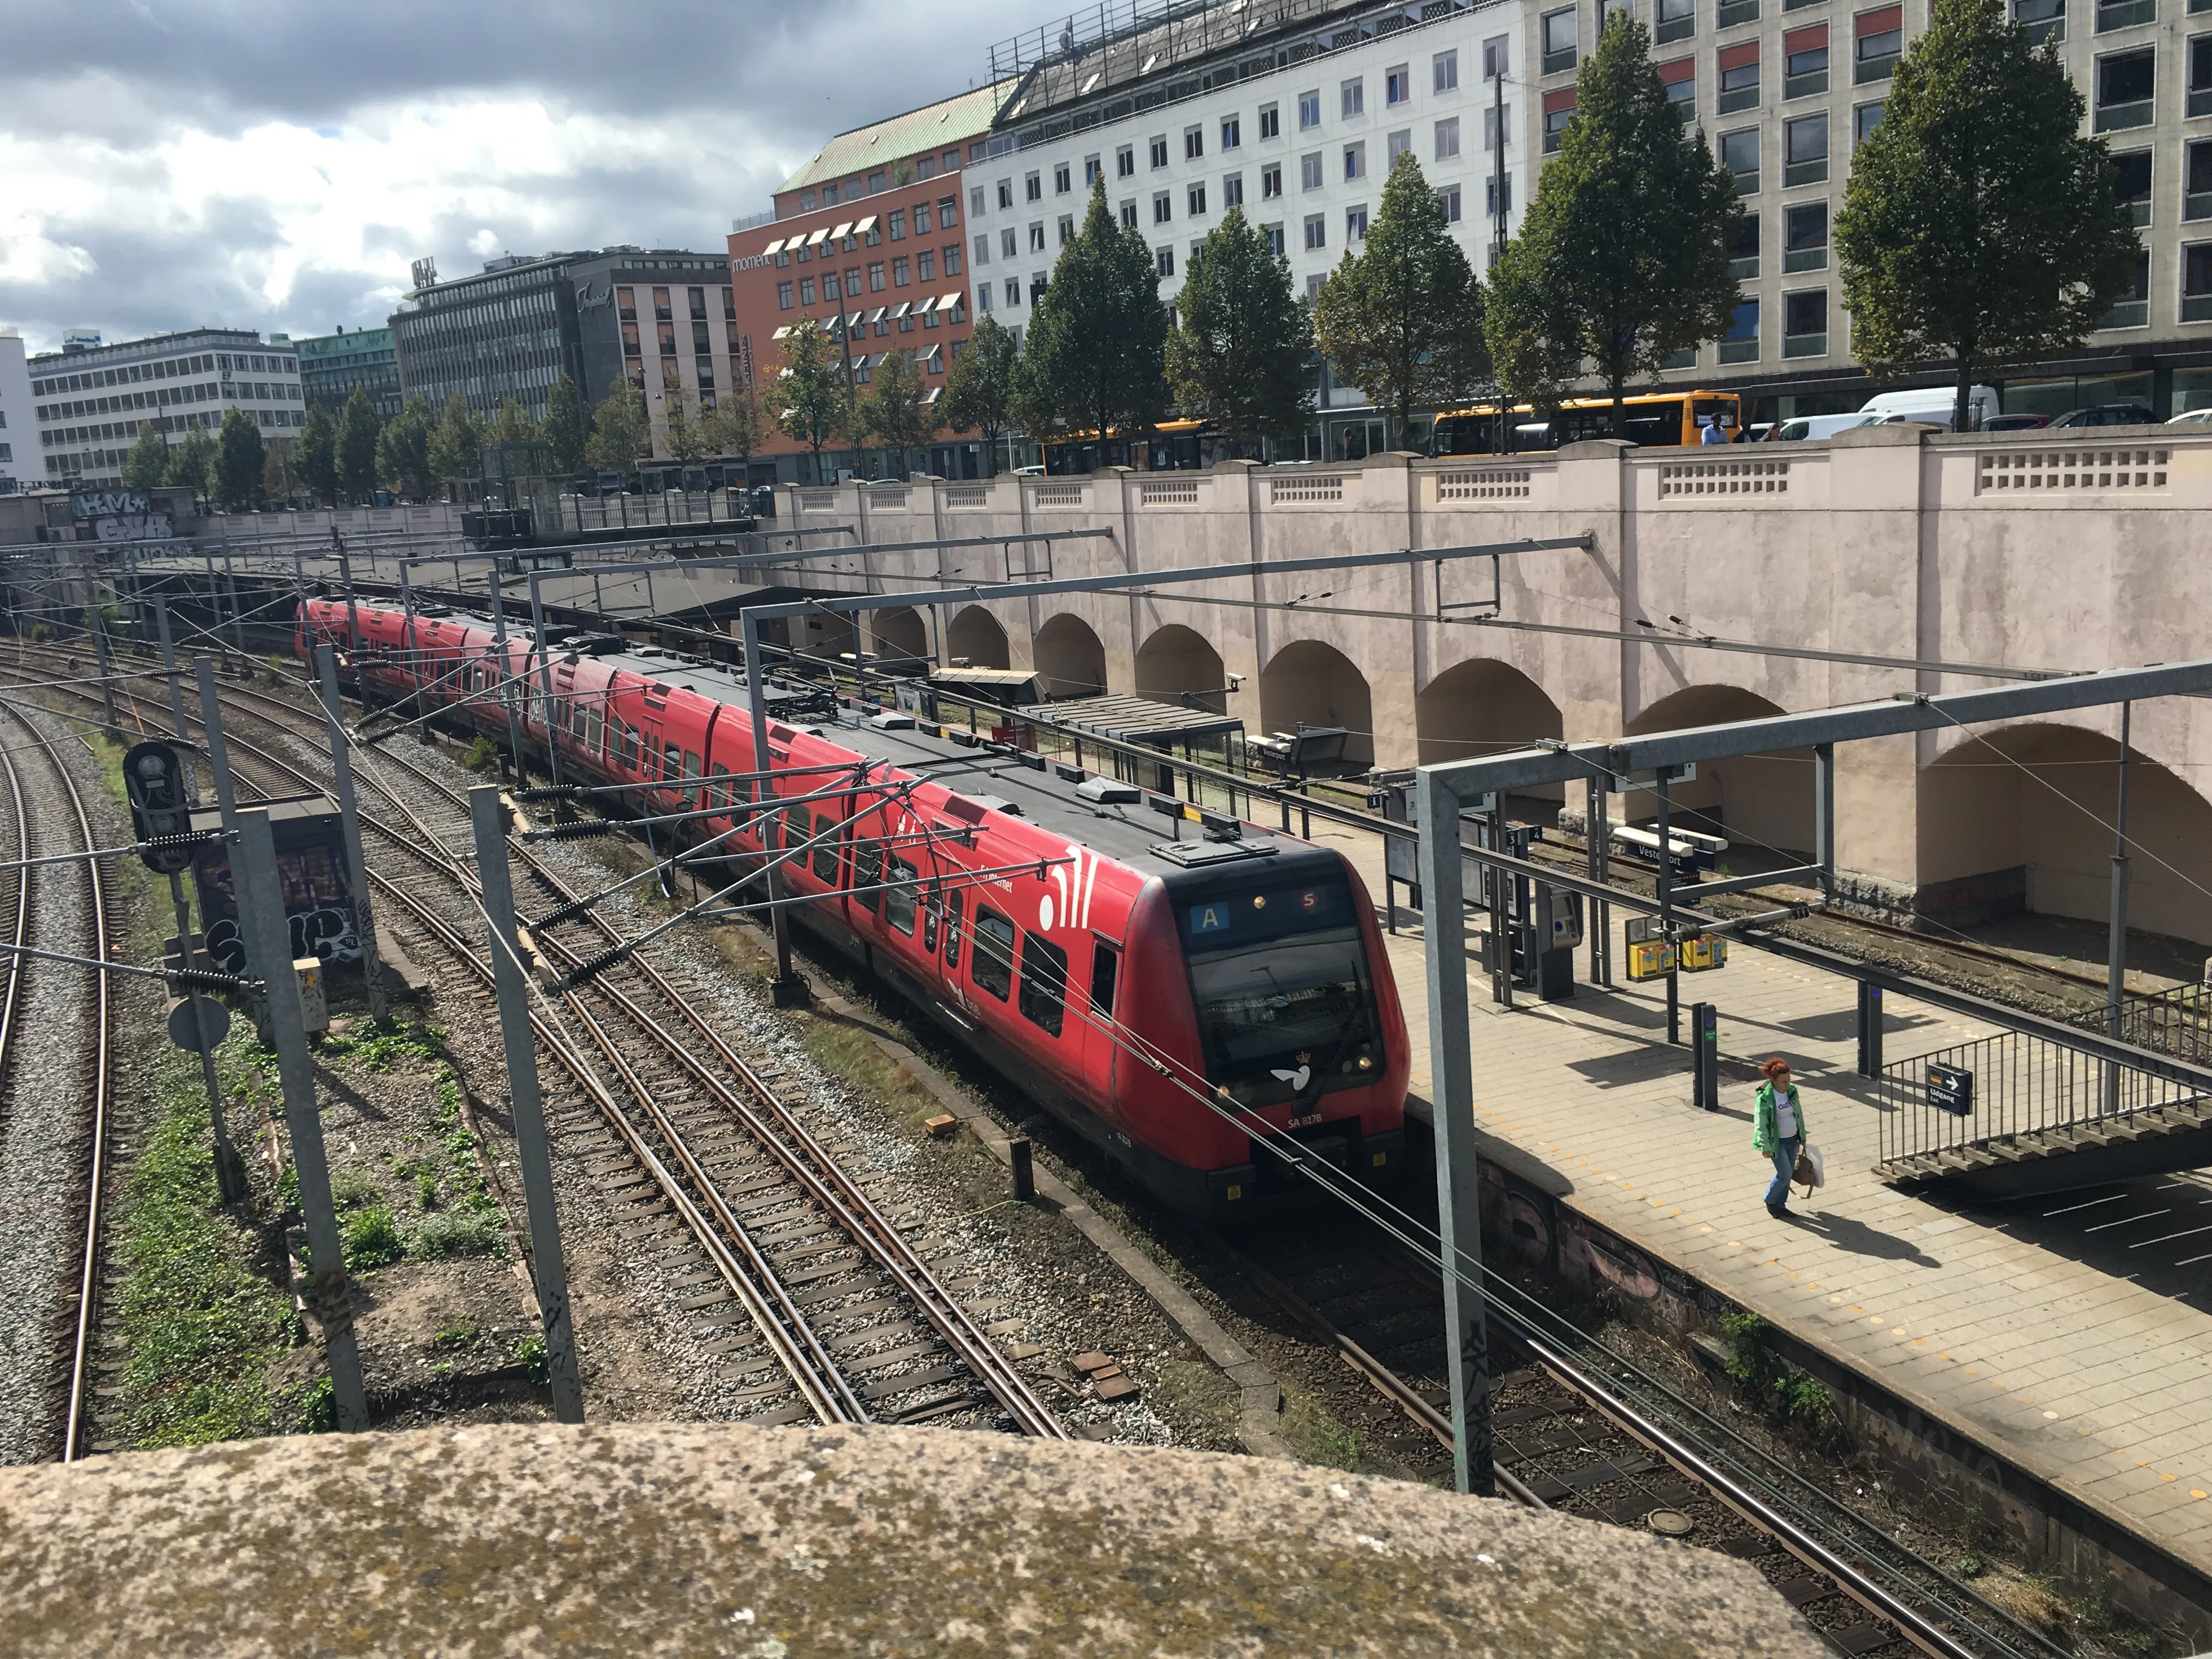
[1038,844,1098,934]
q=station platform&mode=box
[1310,819,2212,1584]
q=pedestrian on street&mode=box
[1753,1056,1807,1218]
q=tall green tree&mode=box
[1485,13,1741,433]
[542,374,589,473]
[427,392,483,483]
[941,315,1018,475]
[170,426,218,496]
[584,384,647,473]
[861,348,938,478]
[1169,208,1316,453]
[376,398,435,499]
[337,385,382,500]
[702,379,761,471]
[212,407,265,509]
[774,319,851,481]
[121,421,171,490]
[1011,180,1170,448]
[297,403,340,503]
[1314,154,1491,448]
[1837,0,2137,431]
[487,396,538,444]
[661,388,712,465]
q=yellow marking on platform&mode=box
[1965,1367,1979,1375]
[2044,1410,2058,1419]
[2193,1490,2207,1499]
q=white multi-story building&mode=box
[26,328,304,489]
[0,329,39,494]
[969,0,1533,459]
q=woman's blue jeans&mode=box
[1764,1136,1799,1208]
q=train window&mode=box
[971,906,1015,1001]
[923,881,943,953]
[852,838,883,912]
[1090,940,1120,1017]
[812,813,840,882]
[1018,933,1069,1036]
[782,804,808,851]
[944,889,964,967]
[664,743,683,788]
[887,856,920,935]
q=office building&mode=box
[727,85,1005,482]
[0,329,40,494]
[388,248,744,462]
[296,325,402,417]
[26,328,303,488]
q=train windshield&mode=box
[1178,878,1383,1106]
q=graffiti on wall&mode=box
[1479,1159,1664,1303]
[195,842,360,973]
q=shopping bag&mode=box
[1793,1143,1824,1194]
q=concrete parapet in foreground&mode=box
[0,1421,1825,1656]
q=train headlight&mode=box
[1357,1054,1373,1071]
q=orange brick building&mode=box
[728,85,1009,483]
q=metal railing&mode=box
[1876,1025,2202,1165]
[2075,978,2212,1065]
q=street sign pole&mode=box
[314,644,390,1020]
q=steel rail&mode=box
[0,703,38,1136]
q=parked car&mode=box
[2166,407,2212,425]
[1978,413,2050,432]
[2049,404,2157,427]
[1770,413,1880,441]
[1858,383,1999,429]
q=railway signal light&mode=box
[123,741,197,873]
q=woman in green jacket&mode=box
[1753,1056,1808,1218]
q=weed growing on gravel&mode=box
[330,1170,382,1210]
[1281,1384,1367,1471]
[462,736,499,772]
[409,1209,507,1260]
[342,1204,404,1269]
[114,1047,295,1449]
[431,1319,478,1350]
[1151,1357,1242,1450]
[1716,1310,1844,1445]
[321,1018,447,1073]
[512,1333,550,1385]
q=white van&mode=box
[1857,383,1999,430]
[1771,413,1880,441]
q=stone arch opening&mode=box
[1417,658,1566,798]
[1260,639,1375,766]
[1033,613,1110,699]
[1135,624,1228,713]
[868,605,928,661]
[1623,684,1812,857]
[945,605,1010,670]
[1918,723,2212,945]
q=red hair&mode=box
[1762,1056,1792,1080]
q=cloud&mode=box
[0,0,1023,354]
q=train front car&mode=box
[1116,843,1409,1219]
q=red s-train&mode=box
[301,598,1408,1216]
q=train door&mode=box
[1079,932,1124,1120]
[922,820,976,1019]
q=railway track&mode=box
[0,690,116,1464]
[1226,1218,2071,1659]
[12,650,1064,1437]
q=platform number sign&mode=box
[123,742,196,874]
[1926,1062,1975,1116]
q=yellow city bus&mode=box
[1432,390,1745,455]
[1045,419,1248,474]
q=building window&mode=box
[1054,162,1071,193]
[2096,45,2155,129]
[1719,42,1760,112]
[1260,104,1280,138]
[1223,173,1245,208]
[978,284,994,312]
[1855,5,1904,81]
[970,233,990,269]
[777,282,794,309]
[970,184,987,217]
[2015,0,2064,43]
[1030,222,1047,251]
[1301,153,1323,189]
[1121,199,1139,228]
[1784,112,1829,184]
[1784,200,1829,269]
[1158,246,1176,276]
[1305,213,1327,250]
[917,250,936,280]
[1345,141,1367,179]
[1347,204,1370,240]
[1720,297,1760,362]
[1656,0,1695,43]
[1006,277,1023,307]
[1440,183,1464,222]
[891,257,909,287]
[1262,161,1284,197]
[1118,145,1135,177]
[1051,215,1070,246]
[1387,64,1411,104]
[1485,33,1511,79]
[2188,140,2212,219]
[1436,48,1460,91]
[1085,156,1102,186]
[1854,100,1886,142]
[1154,191,1173,224]
[997,179,1014,210]
[2098,0,2154,29]
[1189,182,1208,215]
[1485,103,1514,149]
[2103,249,2152,326]
[822,272,842,302]
[1186,126,1205,159]
[2113,149,2152,225]
[1223,115,1242,149]
[2182,240,2212,320]
[1299,89,1322,127]
[1026,171,1042,201]
[1721,125,1760,190]
[1151,135,1170,167]
[1544,88,1578,151]
[916,201,934,233]
[1436,116,1462,159]
[1486,175,1512,217]
[888,209,906,240]
[799,278,816,304]
[1388,128,1412,162]
[1661,58,1697,117]
[1730,212,1761,278]
[2190,32,2212,115]
[1543,7,1579,74]
[1342,77,1365,116]
[1265,222,1286,255]
[1782,25,1829,97]
[1783,288,1828,355]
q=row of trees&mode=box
[789,0,2133,458]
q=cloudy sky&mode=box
[0,0,1022,356]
